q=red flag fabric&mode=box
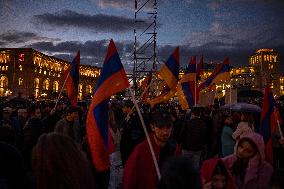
[65,51,80,106]
[86,39,130,171]
[259,85,282,164]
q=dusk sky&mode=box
[1,0,284,73]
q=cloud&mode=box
[0,31,59,47]
[25,40,134,68]
[93,0,165,10]
[33,10,151,32]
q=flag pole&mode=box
[128,86,161,180]
[194,60,197,106]
[54,72,70,109]
[124,78,153,123]
[277,120,284,139]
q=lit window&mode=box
[34,78,40,89]
[2,67,5,71]
[0,76,8,88]
[86,85,92,94]
[53,81,59,92]
[44,70,46,75]
[18,78,23,86]
[6,66,8,70]
[43,79,49,90]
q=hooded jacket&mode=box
[201,158,236,189]
[222,132,273,189]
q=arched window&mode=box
[86,85,92,94]
[43,79,49,90]
[0,76,8,96]
[78,84,83,100]
[53,81,59,92]
[34,78,40,89]
[18,78,23,86]
[0,76,8,88]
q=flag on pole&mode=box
[86,39,130,171]
[141,72,153,103]
[148,47,179,106]
[177,56,196,110]
[159,47,180,89]
[197,55,204,78]
[199,57,230,91]
[65,51,80,106]
[259,85,282,164]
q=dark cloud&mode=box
[94,0,165,10]
[25,39,134,67]
[33,10,151,32]
[0,30,55,44]
[24,38,284,74]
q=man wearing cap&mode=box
[122,110,181,189]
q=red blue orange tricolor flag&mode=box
[148,47,179,106]
[177,56,196,110]
[86,39,129,171]
[259,85,282,164]
[197,55,204,78]
[65,51,80,106]
[199,57,230,91]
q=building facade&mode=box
[0,48,100,100]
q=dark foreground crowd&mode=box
[1,99,284,189]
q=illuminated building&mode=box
[0,48,100,100]
[249,49,280,95]
[280,76,284,96]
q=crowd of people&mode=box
[0,97,284,189]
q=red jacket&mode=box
[201,158,236,189]
[122,135,181,189]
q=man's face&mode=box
[71,112,79,121]
[35,109,42,119]
[152,125,173,143]
[18,109,28,118]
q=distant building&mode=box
[249,48,280,94]
[0,48,100,100]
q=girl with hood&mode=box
[222,132,273,189]
[201,158,236,189]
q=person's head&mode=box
[240,113,249,122]
[211,161,229,189]
[204,107,211,116]
[223,115,233,126]
[32,133,96,189]
[18,108,28,119]
[28,105,41,119]
[158,156,202,189]
[191,107,200,117]
[2,107,12,119]
[66,106,79,121]
[150,110,173,146]
[236,137,258,159]
[122,100,133,114]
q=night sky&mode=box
[1,0,284,73]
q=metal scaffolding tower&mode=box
[133,0,158,95]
